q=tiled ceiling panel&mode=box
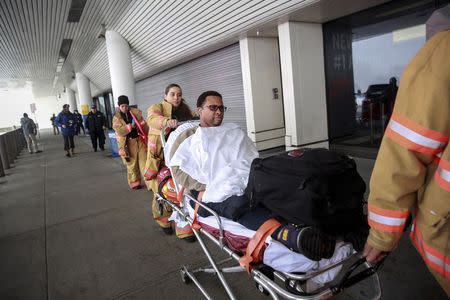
[0,0,388,98]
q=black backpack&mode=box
[244,148,367,235]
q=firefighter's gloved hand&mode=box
[363,242,389,264]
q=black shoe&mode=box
[29,151,34,154]
[94,148,97,152]
[35,150,42,153]
[162,227,174,235]
[275,224,336,261]
[66,152,71,157]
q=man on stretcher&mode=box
[167,90,336,261]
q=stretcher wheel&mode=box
[256,282,270,296]
[255,266,274,296]
[285,278,307,295]
[180,268,192,284]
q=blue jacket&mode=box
[55,111,77,136]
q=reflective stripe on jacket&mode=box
[367,30,450,281]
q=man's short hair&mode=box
[23,113,28,118]
[197,91,222,108]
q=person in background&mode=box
[363,5,450,296]
[20,113,41,154]
[112,95,149,190]
[50,113,59,135]
[384,76,398,124]
[85,104,106,152]
[73,109,85,135]
[145,83,195,239]
[55,104,77,157]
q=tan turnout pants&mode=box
[123,138,148,189]
[144,134,163,180]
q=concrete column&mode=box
[278,22,329,149]
[75,92,80,112]
[240,37,285,151]
[105,30,136,105]
[66,88,77,111]
[75,73,92,116]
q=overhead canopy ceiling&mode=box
[0,0,388,99]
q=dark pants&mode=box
[189,192,277,231]
[236,205,276,231]
[52,125,59,135]
[63,135,75,151]
[90,130,105,150]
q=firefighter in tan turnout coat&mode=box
[144,84,195,239]
[112,95,149,190]
[364,6,450,296]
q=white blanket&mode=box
[169,123,259,203]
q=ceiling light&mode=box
[98,23,106,39]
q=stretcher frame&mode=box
[157,125,382,300]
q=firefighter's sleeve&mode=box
[171,166,206,191]
[112,115,131,137]
[147,104,169,130]
[367,31,450,252]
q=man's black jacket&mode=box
[85,111,106,133]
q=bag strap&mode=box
[239,218,281,273]
[129,111,148,146]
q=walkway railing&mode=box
[0,128,26,177]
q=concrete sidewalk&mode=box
[0,130,446,300]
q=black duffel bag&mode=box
[244,148,367,235]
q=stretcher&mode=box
[156,122,382,300]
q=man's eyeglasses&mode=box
[204,105,227,112]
